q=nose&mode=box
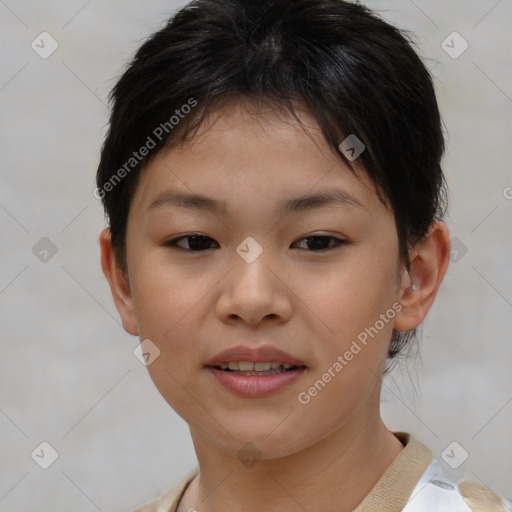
[215,248,293,326]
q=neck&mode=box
[179,417,404,512]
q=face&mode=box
[108,100,412,460]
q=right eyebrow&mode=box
[147,192,229,216]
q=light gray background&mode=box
[0,0,511,510]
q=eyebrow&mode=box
[147,188,367,216]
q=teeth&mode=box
[254,362,271,371]
[219,361,296,371]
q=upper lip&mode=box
[205,345,306,367]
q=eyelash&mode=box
[163,234,348,252]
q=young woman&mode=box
[96,1,508,510]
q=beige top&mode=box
[133,432,507,512]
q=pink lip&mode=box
[207,366,307,398]
[205,344,307,398]
[205,345,306,367]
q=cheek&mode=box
[130,253,204,333]
[303,255,397,328]
[298,251,399,371]
[130,263,208,414]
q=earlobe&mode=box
[393,221,451,332]
[99,228,139,336]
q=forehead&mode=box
[130,100,385,219]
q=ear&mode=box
[99,228,139,336]
[394,220,451,331]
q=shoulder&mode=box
[132,468,199,512]
[403,455,509,512]
[382,432,510,512]
[458,480,511,512]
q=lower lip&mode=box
[207,366,306,398]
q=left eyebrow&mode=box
[278,188,368,217]
[146,187,367,216]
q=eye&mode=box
[292,234,347,251]
[164,234,219,251]
[164,233,347,252]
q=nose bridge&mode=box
[239,252,272,289]
[232,237,276,298]
[216,237,292,324]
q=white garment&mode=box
[403,460,473,511]
[403,459,510,511]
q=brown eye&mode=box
[292,235,346,251]
[165,234,219,251]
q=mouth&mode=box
[206,361,307,398]
[212,361,306,376]
[204,345,307,397]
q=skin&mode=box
[100,99,450,512]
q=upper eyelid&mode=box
[165,233,346,250]
[166,232,344,242]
